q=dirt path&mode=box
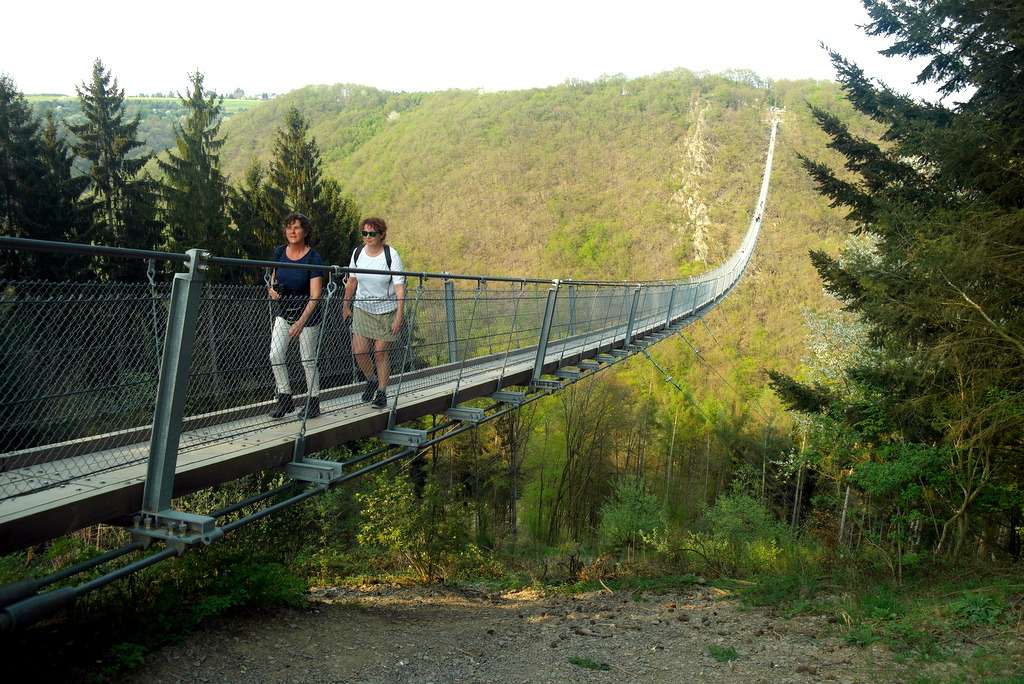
[128,584,926,683]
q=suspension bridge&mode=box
[0,116,779,630]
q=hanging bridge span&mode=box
[0,117,778,630]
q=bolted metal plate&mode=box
[491,390,527,406]
[381,427,429,446]
[286,458,345,484]
[445,407,487,424]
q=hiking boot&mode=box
[361,376,378,402]
[371,389,388,409]
[301,397,321,420]
[269,393,293,418]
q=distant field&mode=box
[25,96,267,158]
[25,95,263,115]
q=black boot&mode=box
[269,393,293,418]
[371,389,388,409]
[361,376,378,402]
[301,397,321,419]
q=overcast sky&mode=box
[5,0,939,100]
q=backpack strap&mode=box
[352,244,394,286]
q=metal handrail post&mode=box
[567,283,577,337]
[449,280,483,408]
[623,285,642,348]
[388,277,425,429]
[443,278,458,364]
[141,249,208,514]
[530,281,560,388]
[665,286,677,328]
[494,282,526,391]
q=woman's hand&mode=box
[268,286,280,301]
[288,321,304,338]
[391,315,403,336]
[343,303,352,321]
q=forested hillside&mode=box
[219,72,858,280]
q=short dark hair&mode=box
[361,217,388,241]
[282,212,313,245]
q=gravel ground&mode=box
[122,583,954,683]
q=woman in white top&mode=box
[342,217,406,408]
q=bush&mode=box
[689,493,794,576]
[598,476,666,551]
[356,471,469,581]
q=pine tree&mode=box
[265,107,359,264]
[70,59,160,277]
[771,0,1024,556]
[158,71,230,253]
[0,77,92,279]
[227,160,278,282]
[35,113,93,279]
[0,75,45,278]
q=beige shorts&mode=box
[352,307,397,342]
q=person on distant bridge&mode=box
[267,212,324,419]
[343,217,406,409]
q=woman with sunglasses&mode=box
[267,212,324,419]
[343,217,406,408]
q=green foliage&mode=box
[568,656,610,671]
[97,642,147,680]
[69,59,160,279]
[356,471,469,581]
[598,476,666,550]
[947,593,1004,629]
[741,570,821,612]
[157,71,231,256]
[0,77,92,279]
[191,561,307,622]
[776,0,1024,561]
[708,644,740,662]
[264,107,359,265]
[693,493,794,576]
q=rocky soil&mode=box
[123,583,952,683]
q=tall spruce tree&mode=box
[36,113,93,279]
[770,0,1024,556]
[265,107,359,264]
[158,71,230,254]
[0,75,45,278]
[228,160,278,263]
[70,59,160,278]
[0,77,92,279]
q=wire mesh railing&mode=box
[0,265,742,500]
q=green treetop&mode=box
[158,71,231,254]
[70,59,160,276]
[264,107,359,264]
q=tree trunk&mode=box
[665,405,678,509]
[838,484,851,548]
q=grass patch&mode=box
[568,656,611,671]
[708,644,740,662]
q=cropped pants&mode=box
[269,316,320,397]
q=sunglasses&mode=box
[361,230,379,237]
